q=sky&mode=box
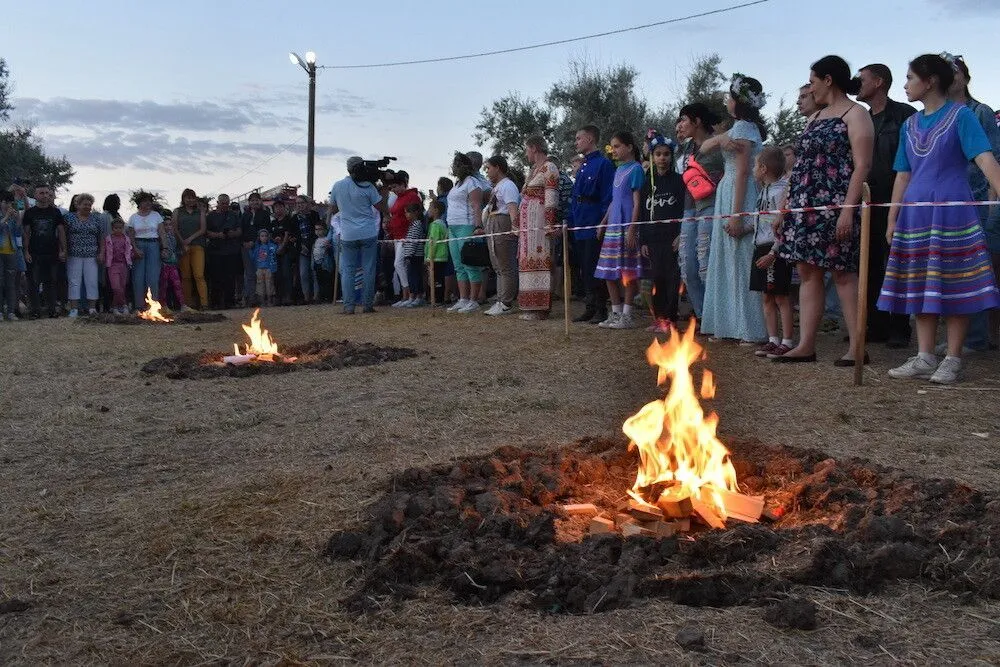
[4,0,1000,214]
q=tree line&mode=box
[474,54,806,172]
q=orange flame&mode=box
[622,322,738,519]
[234,309,280,360]
[700,370,716,399]
[137,288,173,322]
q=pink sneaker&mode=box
[645,319,674,334]
[755,341,779,357]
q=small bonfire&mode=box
[136,288,173,323]
[583,324,763,537]
[223,309,296,364]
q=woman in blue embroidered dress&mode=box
[775,56,874,364]
[699,74,769,344]
[879,54,1000,384]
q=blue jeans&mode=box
[132,238,161,306]
[678,207,713,318]
[299,253,317,301]
[243,245,256,302]
[966,205,998,350]
[339,237,378,310]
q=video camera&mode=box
[348,156,398,185]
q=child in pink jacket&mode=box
[104,217,133,314]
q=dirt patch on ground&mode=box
[327,437,998,616]
[79,311,228,325]
[141,339,420,379]
[1,304,999,663]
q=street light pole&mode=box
[289,50,318,199]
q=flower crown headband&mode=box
[730,73,768,110]
[938,52,964,73]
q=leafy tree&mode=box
[474,93,553,173]
[546,60,653,163]
[768,97,807,147]
[0,60,74,190]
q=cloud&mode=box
[39,129,358,174]
[931,0,1000,11]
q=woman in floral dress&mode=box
[776,55,874,364]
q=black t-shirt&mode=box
[241,208,273,243]
[295,210,320,255]
[206,210,242,255]
[274,214,298,254]
[639,169,685,244]
[22,206,65,256]
[869,99,917,204]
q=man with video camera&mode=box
[328,156,388,314]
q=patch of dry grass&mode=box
[1,304,999,663]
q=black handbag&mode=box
[460,238,491,267]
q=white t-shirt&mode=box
[446,177,480,227]
[490,177,520,213]
[128,211,163,239]
[753,178,788,246]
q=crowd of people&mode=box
[3,52,999,384]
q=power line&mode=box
[317,1,771,70]
[207,133,307,197]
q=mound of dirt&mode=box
[80,311,228,325]
[142,339,419,380]
[325,438,999,615]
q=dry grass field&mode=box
[1,303,999,664]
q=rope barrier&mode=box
[374,199,1000,245]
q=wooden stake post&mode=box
[562,223,571,338]
[854,183,872,386]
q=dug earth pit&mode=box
[326,437,1000,615]
[142,340,419,379]
[80,311,228,325]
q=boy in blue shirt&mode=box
[254,229,278,306]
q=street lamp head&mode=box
[289,52,308,71]
[305,51,316,65]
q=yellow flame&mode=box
[235,309,280,357]
[701,370,716,399]
[137,288,173,322]
[623,321,738,518]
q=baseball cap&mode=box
[346,156,363,170]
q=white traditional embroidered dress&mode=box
[518,161,559,312]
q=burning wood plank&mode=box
[626,496,664,522]
[715,488,765,523]
[641,520,678,538]
[589,517,615,535]
[621,522,655,538]
[561,503,598,516]
[655,486,693,519]
[690,496,725,530]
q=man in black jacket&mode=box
[239,192,272,305]
[858,64,916,348]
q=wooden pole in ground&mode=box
[562,223,571,339]
[428,239,436,316]
[854,183,872,386]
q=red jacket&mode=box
[388,188,421,240]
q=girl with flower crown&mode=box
[698,73,770,344]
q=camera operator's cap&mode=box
[346,156,363,169]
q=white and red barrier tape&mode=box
[370,199,1000,244]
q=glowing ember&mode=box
[622,323,739,521]
[137,288,173,322]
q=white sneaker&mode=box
[88,308,97,315]
[597,312,621,328]
[888,355,938,379]
[392,298,412,308]
[407,297,426,307]
[929,356,963,384]
[610,313,637,329]
[447,299,467,312]
[485,301,512,316]
[458,300,480,313]
[68,309,79,318]
[934,342,976,356]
